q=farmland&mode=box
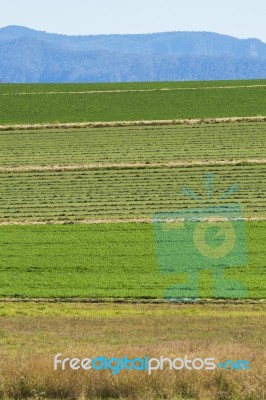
[0,83,265,299]
[0,86,265,300]
[0,123,266,167]
[0,80,266,125]
[0,222,265,299]
[0,164,265,222]
[1,80,266,94]
[0,80,265,399]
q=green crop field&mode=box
[0,80,265,400]
[0,122,265,167]
[0,80,266,125]
[0,81,265,302]
[0,222,265,299]
[1,80,266,94]
[0,165,265,222]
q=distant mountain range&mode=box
[0,26,266,83]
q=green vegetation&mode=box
[0,81,266,124]
[1,301,265,318]
[1,79,266,94]
[0,80,265,399]
[0,81,265,302]
[0,164,265,222]
[0,222,264,298]
[0,122,266,167]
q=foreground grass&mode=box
[0,81,266,125]
[0,222,265,299]
[0,303,265,399]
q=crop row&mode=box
[0,222,265,298]
[0,86,266,125]
[0,123,266,167]
[0,165,265,221]
[1,80,265,94]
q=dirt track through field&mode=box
[1,116,266,131]
[0,158,265,173]
[1,84,266,96]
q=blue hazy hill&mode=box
[0,26,266,82]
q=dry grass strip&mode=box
[0,216,265,227]
[1,116,266,131]
[0,158,266,173]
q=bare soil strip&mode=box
[1,158,265,173]
[0,116,266,131]
[0,216,265,227]
[1,84,266,96]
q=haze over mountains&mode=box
[0,25,266,83]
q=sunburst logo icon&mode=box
[153,172,248,302]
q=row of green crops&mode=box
[0,123,266,167]
[0,164,265,221]
[0,222,264,298]
[1,79,265,94]
[0,82,266,124]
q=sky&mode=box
[0,0,266,42]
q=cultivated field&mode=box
[0,80,266,124]
[0,222,265,299]
[0,80,265,399]
[0,123,266,167]
[0,164,265,222]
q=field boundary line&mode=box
[1,84,266,96]
[0,217,266,226]
[1,158,266,173]
[1,116,266,131]
[0,298,264,304]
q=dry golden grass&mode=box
[0,158,266,174]
[0,303,265,399]
[0,116,266,132]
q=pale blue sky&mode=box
[1,0,266,42]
